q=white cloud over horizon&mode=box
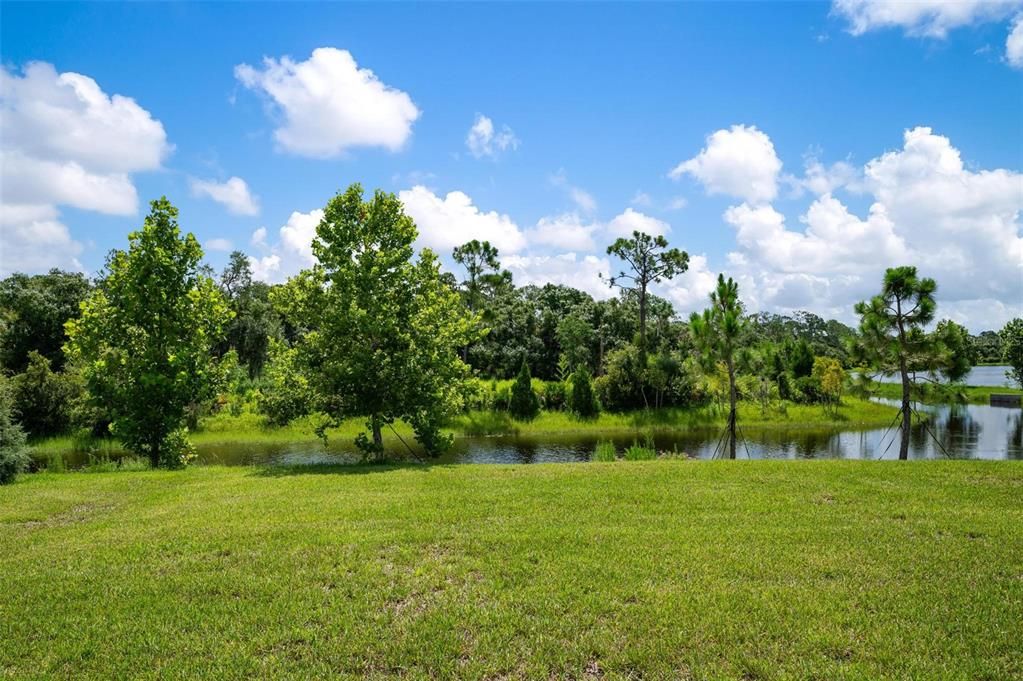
[670,124,782,204]
[0,61,170,276]
[235,47,420,158]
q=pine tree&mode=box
[509,361,540,420]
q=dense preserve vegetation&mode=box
[1,184,1021,479]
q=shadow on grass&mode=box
[250,459,450,478]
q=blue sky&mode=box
[2,1,1021,330]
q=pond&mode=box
[871,365,1015,387]
[186,400,1022,467]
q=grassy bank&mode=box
[2,462,1021,679]
[29,398,900,460]
[871,382,1023,405]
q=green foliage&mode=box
[538,380,567,411]
[853,266,938,377]
[605,231,689,362]
[0,269,92,372]
[812,356,845,407]
[219,252,282,379]
[788,340,815,378]
[257,340,317,425]
[10,351,83,437]
[593,344,645,411]
[623,438,657,460]
[65,197,231,467]
[592,440,616,461]
[569,366,599,418]
[273,184,481,458]
[690,275,745,458]
[509,361,540,420]
[0,378,30,484]
[930,319,975,383]
[556,313,595,372]
[1000,318,1023,388]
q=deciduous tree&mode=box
[65,198,231,467]
[273,184,480,458]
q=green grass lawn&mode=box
[2,461,1021,679]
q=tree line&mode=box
[2,183,1022,479]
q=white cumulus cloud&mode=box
[398,185,526,255]
[190,176,260,216]
[1007,13,1023,67]
[466,114,520,159]
[235,47,420,158]
[503,253,613,300]
[670,124,782,204]
[717,126,1023,329]
[526,213,600,251]
[0,61,169,274]
[832,0,1022,38]
[607,208,671,238]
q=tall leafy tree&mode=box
[274,184,480,458]
[690,275,745,459]
[605,231,688,405]
[852,266,936,460]
[0,377,30,485]
[65,198,231,467]
[1001,318,1023,388]
[452,240,511,362]
[219,251,281,378]
[0,269,92,372]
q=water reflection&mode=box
[42,401,1023,469]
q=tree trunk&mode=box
[895,298,911,461]
[638,286,649,409]
[899,358,911,461]
[372,415,384,460]
[727,357,738,459]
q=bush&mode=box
[792,375,824,404]
[509,361,540,420]
[258,342,316,425]
[592,441,616,461]
[594,345,645,411]
[569,367,599,418]
[623,441,657,460]
[159,428,197,469]
[539,380,567,411]
[0,379,31,484]
[11,352,83,437]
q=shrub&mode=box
[792,375,824,404]
[594,345,645,411]
[623,441,657,461]
[509,361,540,420]
[159,428,197,469]
[592,441,616,461]
[0,378,31,484]
[11,352,83,437]
[569,367,599,418]
[540,380,567,411]
[258,342,316,425]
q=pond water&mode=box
[185,400,1022,467]
[871,365,1015,387]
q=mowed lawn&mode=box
[2,462,1021,679]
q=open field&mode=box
[29,398,901,462]
[2,461,1021,679]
